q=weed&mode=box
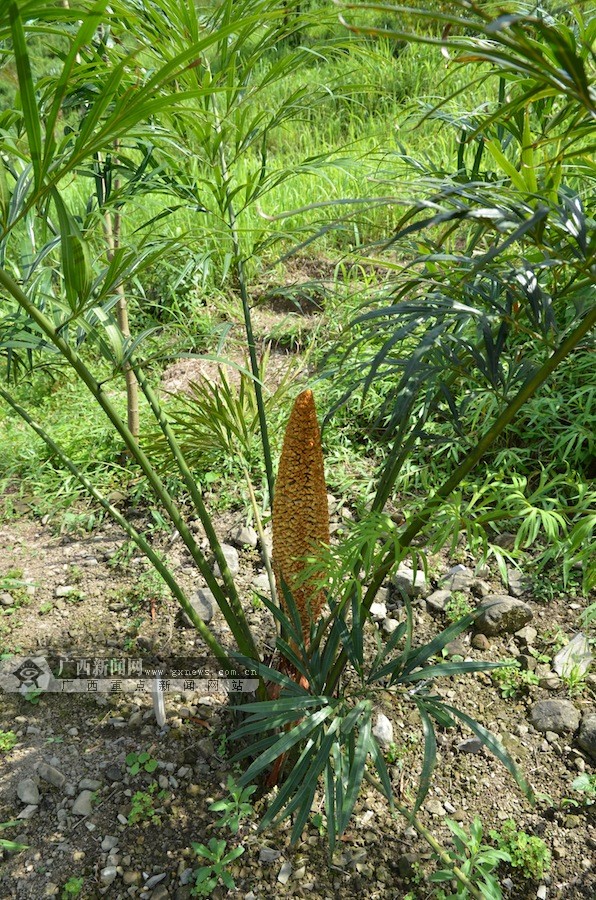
[0,730,17,753]
[23,688,43,705]
[491,663,539,699]
[39,602,53,615]
[568,773,596,807]
[126,750,158,775]
[209,776,256,835]
[61,876,84,898]
[489,819,551,881]
[128,783,167,825]
[190,838,245,897]
[444,592,475,624]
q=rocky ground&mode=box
[0,503,594,900]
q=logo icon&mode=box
[0,656,53,694]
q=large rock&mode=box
[529,699,581,735]
[212,544,240,577]
[180,589,215,626]
[392,564,428,598]
[474,595,533,635]
[577,712,596,761]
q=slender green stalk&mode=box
[363,771,484,900]
[132,363,259,660]
[0,386,235,670]
[326,306,596,693]
[214,125,275,505]
[0,266,257,659]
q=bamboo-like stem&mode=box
[132,364,259,660]
[102,143,139,439]
[325,306,596,693]
[214,125,275,506]
[362,770,484,900]
[0,386,235,670]
[0,266,258,659]
[242,462,279,619]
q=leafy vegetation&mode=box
[0,0,594,896]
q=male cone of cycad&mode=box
[272,388,330,645]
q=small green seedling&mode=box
[128,783,167,825]
[190,838,245,897]
[61,875,84,898]
[0,730,18,753]
[489,819,551,880]
[209,776,256,834]
[126,750,158,775]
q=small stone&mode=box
[529,699,581,735]
[382,617,400,635]
[181,589,215,626]
[72,789,95,816]
[426,590,452,614]
[145,873,167,889]
[259,847,281,863]
[507,567,531,596]
[514,625,538,648]
[474,595,533,636]
[252,573,271,594]
[17,778,40,805]
[536,886,547,900]
[105,764,123,783]
[149,885,170,900]
[17,804,38,819]
[471,634,490,651]
[444,639,467,659]
[229,524,258,549]
[54,585,77,598]
[123,871,141,886]
[44,885,59,897]
[370,601,387,621]
[456,737,483,754]
[372,713,393,748]
[426,799,446,816]
[37,762,66,789]
[397,853,421,879]
[0,592,14,606]
[79,778,101,791]
[392,564,428,598]
[493,532,516,550]
[539,673,561,691]
[212,544,240,577]
[101,835,119,851]
[277,861,292,885]
[100,866,118,885]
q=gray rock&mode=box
[122,871,141,886]
[17,779,40,805]
[529,699,581,735]
[426,589,451,614]
[229,524,258,549]
[37,762,66,789]
[372,713,393,748]
[277,861,292,885]
[101,835,119,851]
[456,737,483,754]
[259,847,281,863]
[17,804,38,819]
[72,789,95,816]
[370,601,387,621]
[507,567,531,596]
[392,564,428,598]
[1,592,15,606]
[577,712,596,761]
[150,885,170,900]
[382,617,400,635]
[181,589,215,626]
[474,595,533,636]
[252,573,271,594]
[213,544,240,577]
[515,625,538,648]
[105,764,123,783]
[79,778,101,791]
[426,799,446,816]
[145,873,167,889]
[100,866,118,885]
[54,585,77,598]
[493,532,516,550]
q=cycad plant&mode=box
[0,2,594,894]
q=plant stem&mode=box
[326,306,596,693]
[0,387,235,670]
[0,266,258,660]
